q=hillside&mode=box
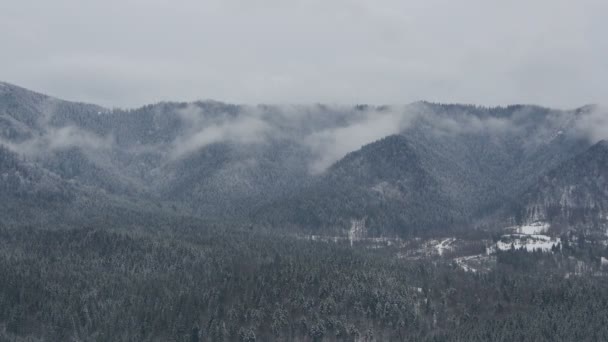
[516,140,608,231]
[0,81,601,236]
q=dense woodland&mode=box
[2,83,608,341]
[2,222,608,341]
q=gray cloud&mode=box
[168,103,417,172]
[170,105,271,158]
[166,102,607,173]
[573,106,608,143]
[3,100,605,176]
[1,125,113,158]
[422,111,514,137]
[0,0,606,108]
[304,107,413,173]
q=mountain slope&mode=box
[0,81,105,134]
[256,135,469,236]
[255,104,591,237]
[516,140,608,231]
[0,81,603,236]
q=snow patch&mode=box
[453,254,494,273]
[496,234,559,252]
[498,221,558,252]
[348,218,367,246]
[518,221,550,235]
[435,238,455,256]
[410,287,423,293]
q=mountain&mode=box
[516,140,608,231]
[0,81,603,236]
[255,135,468,236]
[256,104,591,236]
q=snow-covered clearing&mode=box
[454,254,494,273]
[495,234,559,252]
[517,221,550,235]
[434,238,455,256]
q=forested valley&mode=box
[2,222,608,341]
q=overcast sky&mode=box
[1,0,606,108]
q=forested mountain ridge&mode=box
[0,81,603,236]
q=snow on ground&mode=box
[304,235,341,243]
[409,287,423,293]
[496,221,558,252]
[299,232,404,249]
[518,221,550,235]
[434,238,455,256]
[495,234,559,252]
[454,255,479,272]
[454,254,495,273]
[348,218,367,246]
[415,238,456,256]
[397,238,457,259]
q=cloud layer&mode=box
[574,106,608,143]
[1,0,606,108]
[304,108,411,173]
[2,126,113,157]
[2,100,607,175]
[171,105,271,158]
